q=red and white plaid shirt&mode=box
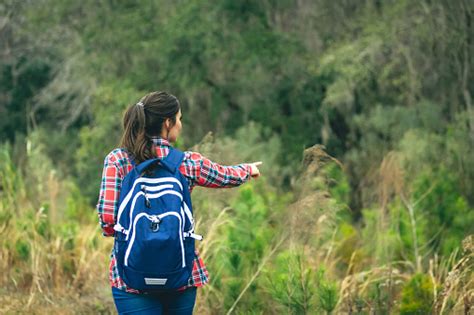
[96,138,252,293]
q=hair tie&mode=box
[136,102,144,107]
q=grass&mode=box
[0,141,472,314]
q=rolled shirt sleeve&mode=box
[96,154,124,237]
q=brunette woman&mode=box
[96,91,261,314]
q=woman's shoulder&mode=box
[103,147,132,167]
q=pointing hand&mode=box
[249,161,263,178]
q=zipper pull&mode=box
[141,185,151,208]
[150,216,161,232]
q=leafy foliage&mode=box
[400,274,435,315]
[1,0,473,313]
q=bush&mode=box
[400,274,434,315]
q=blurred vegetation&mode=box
[1,0,473,313]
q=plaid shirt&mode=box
[97,138,252,293]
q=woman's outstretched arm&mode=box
[180,151,262,190]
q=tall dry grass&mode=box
[0,138,472,314]
[0,143,114,314]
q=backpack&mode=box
[113,148,202,291]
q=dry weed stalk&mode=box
[289,145,342,257]
[434,235,473,314]
[197,206,233,261]
[193,206,235,314]
[379,152,405,214]
[337,265,407,313]
[72,225,108,290]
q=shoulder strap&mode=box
[160,148,185,173]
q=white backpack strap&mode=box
[182,201,203,240]
[184,231,203,241]
[183,201,194,232]
[114,223,129,236]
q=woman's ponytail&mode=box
[120,91,180,164]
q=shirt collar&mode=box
[151,137,171,147]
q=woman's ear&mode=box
[165,118,171,130]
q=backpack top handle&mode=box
[133,148,185,175]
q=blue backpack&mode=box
[113,148,202,291]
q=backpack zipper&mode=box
[117,177,183,223]
[126,189,184,239]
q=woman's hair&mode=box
[120,91,180,163]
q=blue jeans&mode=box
[112,287,197,315]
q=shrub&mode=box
[400,273,434,314]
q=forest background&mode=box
[0,0,473,314]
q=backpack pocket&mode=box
[124,212,185,272]
[122,261,191,290]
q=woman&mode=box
[96,91,261,314]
